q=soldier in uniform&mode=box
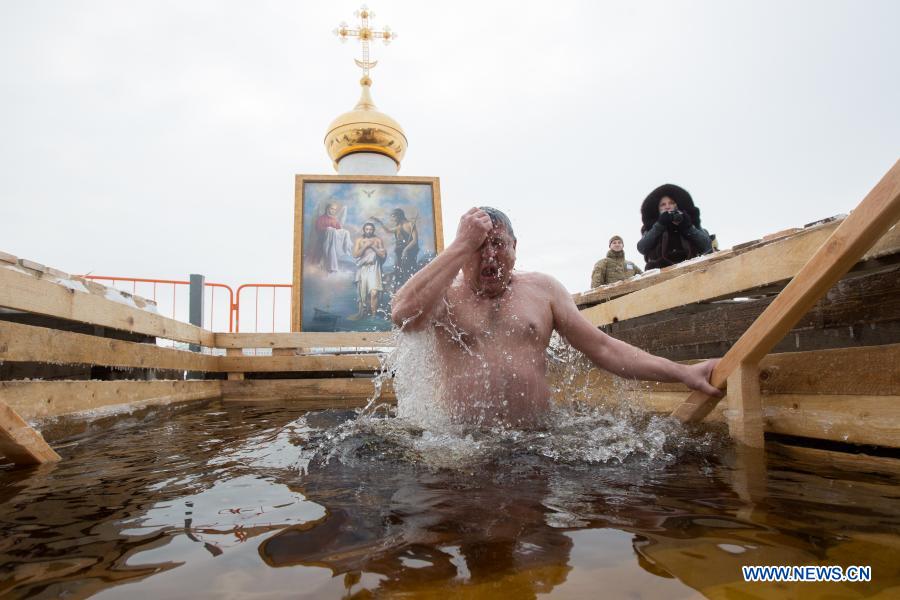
[590,235,642,288]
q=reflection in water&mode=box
[1,401,899,598]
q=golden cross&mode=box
[333,5,397,83]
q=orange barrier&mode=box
[234,284,293,333]
[82,276,236,332]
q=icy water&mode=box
[2,400,899,599]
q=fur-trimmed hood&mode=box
[640,184,702,232]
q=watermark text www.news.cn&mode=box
[742,565,871,583]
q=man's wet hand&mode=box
[684,359,723,397]
[455,207,493,251]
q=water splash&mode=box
[312,329,725,472]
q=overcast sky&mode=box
[2,0,898,299]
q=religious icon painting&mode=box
[291,175,443,331]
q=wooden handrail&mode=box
[674,159,900,423]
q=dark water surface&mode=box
[1,401,899,599]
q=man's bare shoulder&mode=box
[511,271,566,293]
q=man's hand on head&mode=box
[455,207,493,251]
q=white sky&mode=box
[2,0,899,297]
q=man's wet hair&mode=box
[478,206,516,241]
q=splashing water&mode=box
[313,328,725,472]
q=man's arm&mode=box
[549,275,721,396]
[390,208,492,331]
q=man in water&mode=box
[391,207,720,427]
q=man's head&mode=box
[609,235,623,252]
[326,202,339,216]
[390,208,407,224]
[362,222,376,238]
[463,207,517,298]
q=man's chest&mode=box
[444,293,551,345]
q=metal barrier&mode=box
[234,284,293,333]
[82,276,236,333]
[81,276,294,333]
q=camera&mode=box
[670,209,684,225]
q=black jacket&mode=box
[637,184,712,270]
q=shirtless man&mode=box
[351,222,387,318]
[391,207,721,427]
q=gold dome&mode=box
[324,77,407,170]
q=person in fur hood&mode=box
[591,235,642,288]
[637,183,712,269]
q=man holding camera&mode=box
[637,184,713,270]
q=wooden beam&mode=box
[757,343,899,395]
[767,442,900,476]
[1,380,221,421]
[218,353,383,373]
[549,344,900,402]
[598,267,900,362]
[0,320,219,372]
[763,394,900,447]
[0,400,61,466]
[581,217,900,328]
[225,348,244,380]
[214,331,395,349]
[591,390,900,447]
[726,363,764,448]
[0,267,214,347]
[674,160,900,422]
[572,222,822,308]
[221,378,394,402]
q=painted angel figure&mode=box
[312,201,354,273]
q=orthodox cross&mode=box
[333,5,397,82]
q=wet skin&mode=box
[391,208,721,427]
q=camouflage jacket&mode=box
[591,250,642,288]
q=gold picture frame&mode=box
[291,174,444,332]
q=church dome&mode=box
[324,77,407,170]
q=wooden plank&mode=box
[599,267,900,361]
[549,345,900,401]
[674,160,900,422]
[572,220,843,308]
[0,400,61,466]
[0,267,214,347]
[225,348,245,380]
[581,217,900,328]
[758,344,899,395]
[1,380,221,421]
[590,389,900,447]
[214,331,395,349]
[218,353,383,373]
[767,442,900,477]
[221,378,394,402]
[0,320,219,372]
[763,394,900,447]
[726,363,764,448]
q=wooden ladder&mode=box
[673,160,900,446]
